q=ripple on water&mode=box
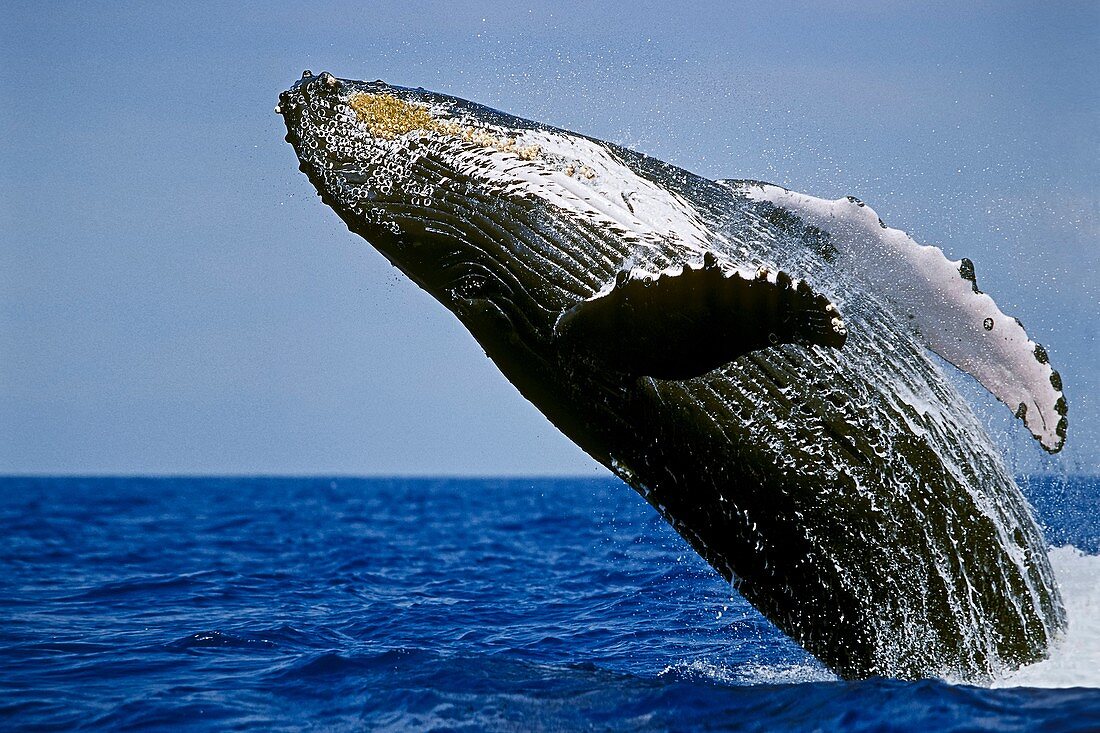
[1,476,1099,731]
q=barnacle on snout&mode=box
[347,92,540,160]
[348,93,437,138]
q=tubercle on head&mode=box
[345,90,541,160]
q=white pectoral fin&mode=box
[737,182,1068,452]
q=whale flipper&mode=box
[554,259,847,380]
[732,181,1068,453]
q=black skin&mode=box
[279,72,1064,681]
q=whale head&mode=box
[279,71,603,321]
[278,72,846,380]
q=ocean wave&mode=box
[5,476,1099,730]
[165,630,277,652]
[659,658,836,686]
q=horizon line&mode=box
[0,471,1094,481]
[0,472,616,481]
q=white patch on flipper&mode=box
[737,182,1067,453]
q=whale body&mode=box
[278,72,1068,681]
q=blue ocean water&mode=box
[2,475,1098,731]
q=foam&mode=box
[993,546,1100,689]
[658,658,836,687]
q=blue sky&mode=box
[2,2,1097,475]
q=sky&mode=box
[1,1,1097,475]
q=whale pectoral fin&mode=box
[732,181,1069,453]
[554,263,847,380]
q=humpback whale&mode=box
[278,72,1068,681]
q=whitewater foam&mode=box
[659,658,836,687]
[667,546,1100,690]
[994,546,1100,689]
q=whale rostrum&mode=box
[279,73,1067,681]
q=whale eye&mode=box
[983,318,994,331]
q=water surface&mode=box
[2,476,1097,731]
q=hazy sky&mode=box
[2,2,1097,475]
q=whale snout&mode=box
[275,70,349,118]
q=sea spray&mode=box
[995,546,1100,689]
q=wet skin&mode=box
[279,72,1064,681]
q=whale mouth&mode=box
[275,71,547,242]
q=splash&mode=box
[994,546,1100,689]
[667,546,1100,690]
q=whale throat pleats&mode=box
[553,260,847,380]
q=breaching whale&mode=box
[278,72,1069,681]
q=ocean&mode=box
[2,475,1098,731]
